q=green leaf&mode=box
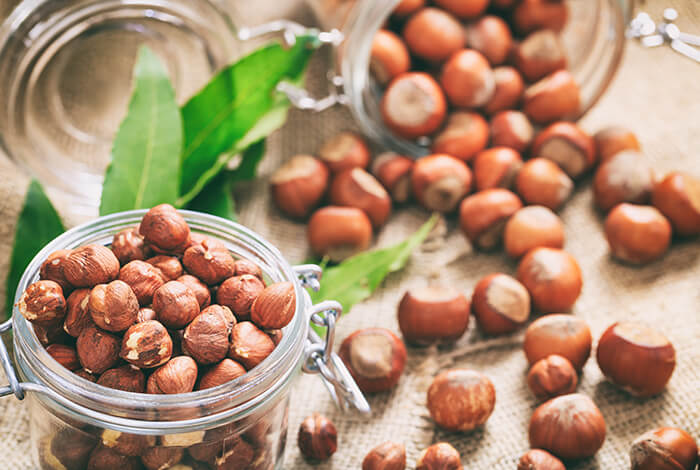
[230,139,266,183]
[99,46,182,215]
[5,180,65,318]
[186,172,236,221]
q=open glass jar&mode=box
[0,210,368,470]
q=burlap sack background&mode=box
[0,0,699,468]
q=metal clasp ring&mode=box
[0,319,24,400]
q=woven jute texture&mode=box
[1,1,699,468]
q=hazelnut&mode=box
[523,70,580,124]
[652,172,700,236]
[76,325,121,374]
[330,168,392,228]
[416,443,461,470]
[594,125,641,163]
[362,441,406,470]
[459,189,523,249]
[89,280,139,332]
[504,206,565,258]
[40,249,73,292]
[267,329,284,346]
[87,446,141,470]
[319,132,371,172]
[517,248,582,313]
[605,204,671,264]
[630,427,699,470]
[141,447,184,470]
[46,343,81,371]
[531,121,596,179]
[42,429,97,470]
[63,244,120,288]
[307,206,373,262]
[411,154,473,213]
[251,281,296,329]
[380,72,447,139]
[120,320,173,368]
[434,0,488,18]
[63,288,93,336]
[427,368,496,431]
[393,0,424,16]
[298,413,337,461]
[197,358,247,390]
[217,275,265,320]
[484,66,525,115]
[402,8,465,62]
[213,439,255,469]
[529,393,606,459]
[515,158,573,211]
[596,322,676,396]
[270,154,330,219]
[75,369,98,382]
[471,273,530,335]
[100,430,156,457]
[593,151,654,212]
[473,147,523,191]
[513,0,568,35]
[431,111,489,163]
[183,238,235,285]
[118,260,165,306]
[139,204,191,254]
[440,49,496,108]
[524,314,592,371]
[490,110,534,154]
[527,354,578,400]
[147,356,198,394]
[233,259,263,279]
[517,449,565,470]
[111,227,151,265]
[17,280,66,324]
[137,307,157,323]
[229,321,275,369]
[177,274,211,309]
[338,328,407,393]
[465,15,513,66]
[397,286,470,345]
[371,152,414,203]
[371,30,411,86]
[34,320,70,346]
[183,308,232,365]
[513,30,567,82]
[153,281,200,329]
[97,365,146,393]
[146,255,183,280]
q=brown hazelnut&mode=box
[513,0,568,35]
[411,154,473,213]
[120,320,173,368]
[75,369,98,382]
[89,280,139,332]
[471,273,530,335]
[63,244,120,288]
[434,0,488,18]
[473,147,523,191]
[183,308,231,365]
[40,249,73,293]
[147,356,198,394]
[76,325,121,374]
[431,111,490,163]
[484,66,525,115]
[298,413,337,461]
[630,427,699,470]
[153,281,200,329]
[371,152,414,203]
[100,430,156,457]
[398,286,470,345]
[371,30,411,86]
[308,206,373,262]
[270,154,330,219]
[440,49,496,108]
[217,275,265,320]
[118,260,165,306]
[504,206,565,258]
[42,429,97,470]
[593,151,654,212]
[97,365,146,393]
[416,442,461,470]
[87,446,141,470]
[524,314,592,371]
[46,343,81,371]
[459,189,523,249]
[251,281,296,329]
[111,227,151,265]
[139,204,191,254]
[330,168,392,228]
[17,280,66,324]
[517,449,565,470]
[267,329,284,346]
[183,238,235,285]
[136,307,157,323]
[490,110,534,154]
[594,125,641,163]
[338,328,407,393]
[362,441,406,470]
[517,247,582,313]
[177,274,211,309]
[523,70,580,124]
[146,255,183,281]
[515,158,573,211]
[427,368,496,431]
[34,320,70,347]
[402,8,465,62]
[63,288,93,337]
[381,72,447,139]
[596,322,676,396]
[197,358,247,390]
[141,446,184,470]
[229,321,275,370]
[531,121,596,179]
[393,0,424,16]
[527,354,578,400]
[529,393,606,459]
[513,30,567,82]
[652,172,700,236]
[605,204,671,264]
[466,15,513,66]
[213,439,255,469]
[233,259,263,279]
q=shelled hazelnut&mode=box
[431,111,489,162]
[87,445,141,470]
[177,274,211,309]
[504,206,565,259]
[594,125,641,163]
[308,206,373,262]
[46,343,81,371]
[524,314,592,371]
[513,30,567,82]
[397,286,470,345]
[440,49,495,108]
[152,281,200,329]
[490,110,534,154]
[146,255,182,281]
[147,356,198,394]
[40,429,97,470]
[233,259,263,279]
[251,282,296,329]
[39,249,73,292]
[513,0,568,35]
[120,320,172,368]
[531,121,596,179]
[517,248,582,313]
[88,280,138,332]
[96,365,146,393]
[416,443,461,470]
[523,70,580,124]
[197,358,246,390]
[381,72,447,139]
[217,274,265,319]
[139,204,190,255]
[604,204,671,264]
[63,244,120,288]
[527,354,578,400]
[371,152,414,203]
[473,147,523,191]
[100,431,155,457]
[465,15,512,66]
[330,168,392,228]
[630,427,699,470]
[111,227,150,265]
[17,280,66,324]
[427,368,496,431]
[270,154,329,219]
[338,328,407,393]
[298,413,337,461]
[183,238,235,285]
[517,449,565,470]
[459,189,523,249]
[515,158,573,211]
[362,441,406,470]
[402,8,466,62]
[183,308,232,365]
[141,446,184,470]
[319,132,371,173]
[593,151,654,212]
[229,321,275,370]
[411,154,472,213]
[136,307,157,323]
[118,260,165,306]
[652,172,700,236]
[76,326,121,374]
[371,30,411,86]
[471,273,530,335]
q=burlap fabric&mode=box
[1,0,699,468]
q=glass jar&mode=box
[0,210,368,470]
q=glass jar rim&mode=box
[12,209,309,433]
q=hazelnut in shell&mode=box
[393,0,424,16]
[64,288,93,337]
[531,121,596,179]
[147,356,198,394]
[370,30,411,86]
[118,260,165,306]
[515,158,573,211]
[308,206,373,262]
[594,151,654,212]
[217,274,265,319]
[329,168,392,228]
[371,152,414,204]
[427,368,496,431]
[411,154,473,213]
[63,244,120,288]
[473,147,523,191]
[434,0,488,19]
[484,67,525,116]
[630,427,699,470]
[183,238,235,285]
[197,358,247,390]
[504,206,565,259]
[338,328,407,393]
[431,111,489,163]
[459,189,523,249]
[490,110,534,154]
[604,204,671,264]
[416,443,461,470]
[440,49,496,108]
[298,413,337,461]
[270,154,329,219]
[402,8,465,62]
[527,354,578,400]
[251,281,296,330]
[319,131,371,173]
[39,249,73,293]
[153,281,200,329]
[397,286,470,345]
[229,321,275,370]
[120,320,173,368]
[517,449,565,470]
[465,15,513,66]
[146,255,183,280]
[76,326,121,374]
[652,172,700,236]
[471,273,530,335]
[517,247,582,313]
[594,125,641,163]
[381,72,447,139]
[362,441,406,470]
[513,0,568,35]
[524,314,592,371]
[17,280,66,324]
[523,70,580,124]
[139,204,191,254]
[96,365,146,393]
[513,29,567,82]
[111,227,150,265]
